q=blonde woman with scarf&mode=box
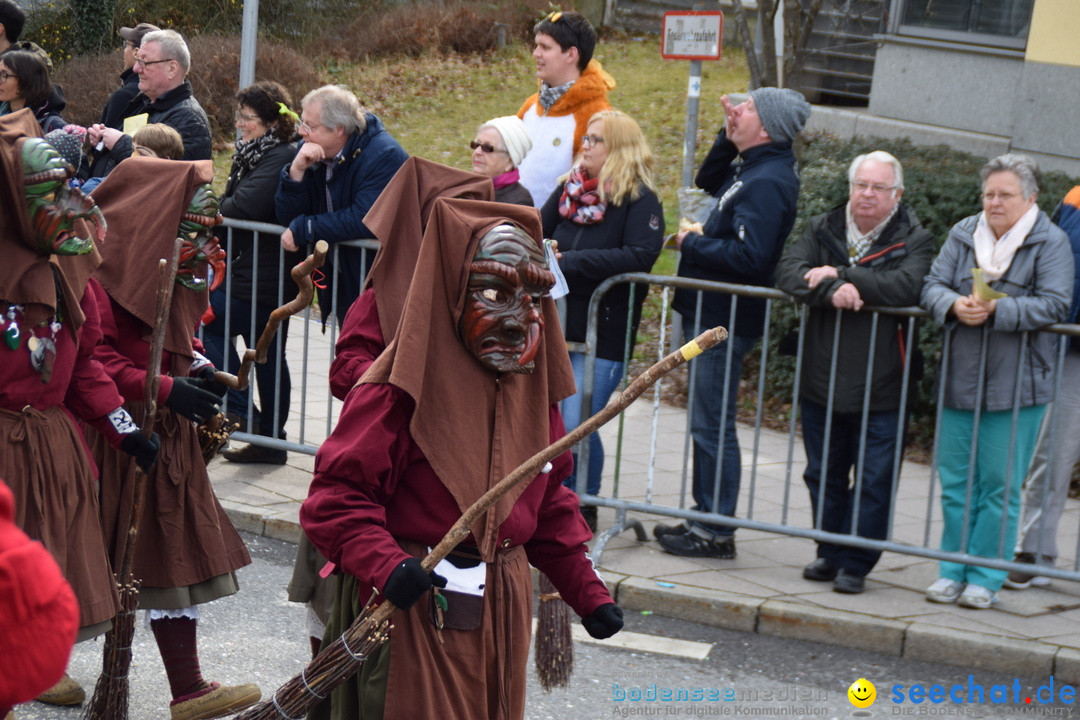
[921,154,1072,610]
[540,109,664,530]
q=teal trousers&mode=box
[937,405,1045,591]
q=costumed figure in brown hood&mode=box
[83,155,261,720]
[301,196,624,720]
[0,108,161,709]
[291,156,495,659]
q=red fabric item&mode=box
[0,478,79,714]
[0,285,127,447]
[151,616,208,700]
[87,280,181,407]
[302,385,612,618]
[328,288,384,401]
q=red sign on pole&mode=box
[661,11,724,61]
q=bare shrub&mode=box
[53,35,321,144]
[320,0,550,61]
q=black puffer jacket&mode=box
[775,202,935,412]
[88,80,211,177]
[541,183,664,361]
[217,141,302,303]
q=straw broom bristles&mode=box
[229,325,729,720]
[535,573,573,690]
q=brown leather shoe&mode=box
[35,674,85,706]
[170,682,261,720]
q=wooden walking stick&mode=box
[84,238,183,720]
[210,240,328,392]
[230,324,729,720]
[196,240,327,462]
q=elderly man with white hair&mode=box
[87,28,211,177]
[776,151,936,595]
[275,84,407,326]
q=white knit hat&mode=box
[482,116,532,168]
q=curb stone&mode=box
[758,597,905,655]
[904,624,1055,678]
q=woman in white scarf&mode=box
[920,154,1072,611]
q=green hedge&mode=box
[748,133,1080,450]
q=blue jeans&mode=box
[561,352,624,497]
[801,399,901,577]
[202,288,291,439]
[684,318,758,537]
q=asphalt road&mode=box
[13,533,1061,720]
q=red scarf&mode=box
[558,167,606,225]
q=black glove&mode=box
[193,366,228,399]
[120,432,161,472]
[582,603,623,639]
[382,558,447,609]
[164,376,221,423]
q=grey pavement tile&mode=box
[597,544,726,577]
[798,585,941,620]
[904,610,1027,638]
[964,607,1080,640]
[247,472,313,503]
[652,568,787,598]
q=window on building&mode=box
[895,0,1033,48]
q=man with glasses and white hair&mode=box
[87,28,211,178]
[775,151,935,594]
[275,84,407,325]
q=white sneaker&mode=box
[958,584,998,609]
[925,578,964,604]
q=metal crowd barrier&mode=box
[206,222,1080,583]
[573,273,1080,584]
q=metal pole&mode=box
[239,0,260,90]
[680,59,702,188]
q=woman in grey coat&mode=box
[920,154,1072,610]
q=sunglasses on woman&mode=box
[470,140,506,154]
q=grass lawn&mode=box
[214,32,749,276]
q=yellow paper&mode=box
[122,113,149,137]
[972,268,1007,301]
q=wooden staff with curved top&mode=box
[231,324,728,720]
[212,239,328,391]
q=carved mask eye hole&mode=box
[481,288,501,303]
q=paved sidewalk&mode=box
[209,315,1080,683]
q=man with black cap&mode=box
[656,87,811,558]
[99,22,160,130]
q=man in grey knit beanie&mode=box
[657,87,810,559]
[748,87,811,145]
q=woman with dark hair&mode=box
[0,50,65,133]
[201,80,301,464]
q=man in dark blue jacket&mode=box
[656,87,810,558]
[276,85,408,326]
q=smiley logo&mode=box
[848,678,876,708]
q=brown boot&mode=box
[169,682,261,720]
[35,674,85,706]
